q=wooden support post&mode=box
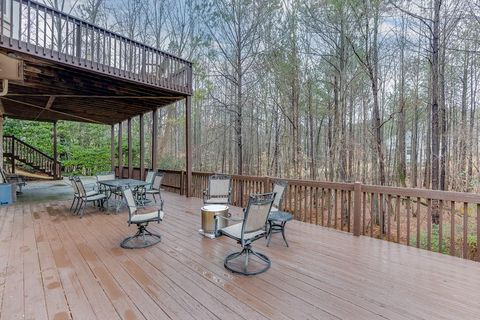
[110,125,115,172]
[0,103,4,171]
[353,181,362,236]
[185,96,192,197]
[10,135,14,174]
[53,121,58,179]
[139,114,145,180]
[152,108,158,171]
[127,118,133,179]
[118,122,123,178]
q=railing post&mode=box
[180,171,185,196]
[353,181,362,236]
[53,121,58,179]
[10,137,15,174]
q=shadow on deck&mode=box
[1,190,479,319]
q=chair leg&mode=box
[70,197,77,212]
[74,199,82,214]
[80,201,87,218]
[266,221,273,247]
[281,222,289,247]
[152,193,156,203]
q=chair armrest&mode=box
[215,215,242,222]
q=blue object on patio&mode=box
[0,183,13,205]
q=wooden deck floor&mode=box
[1,192,480,320]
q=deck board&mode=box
[1,192,480,319]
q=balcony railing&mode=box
[0,0,192,94]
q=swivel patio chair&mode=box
[144,171,156,190]
[270,180,288,212]
[203,174,232,205]
[216,192,276,275]
[73,177,107,217]
[120,187,164,249]
[95,171,118,196]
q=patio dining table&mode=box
[98,178,151,213]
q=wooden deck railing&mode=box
[0,0,192,94]
[3,135,61,178]
[137,168,478,262]
[116,167,480,261]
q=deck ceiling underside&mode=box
[0,49,185,125]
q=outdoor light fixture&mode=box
[0,53,24,96]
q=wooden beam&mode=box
[139,114,145,180]
[152,108,158,171]
[128,118,133,179]
[45,96,55,110]
[118,122,123,178]
[0,97,106,124]
[6,94,183,100]
[111,125,115,172]
[185,96,192,197]
[53,121,58,179]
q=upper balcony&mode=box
[0,0,192,124]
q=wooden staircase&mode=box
[3,136,61,179]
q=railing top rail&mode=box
[125,167,480,204]
[12,0,192,67]
[4,135,55,161]
[361,184,480,204]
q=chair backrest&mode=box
[122,187,137,219]
[96,172,115,182]
[272,180,288,209]
[74,177,87,197]
[152,172,164,190]
[242,193,275,234]
[145,171,155,190]
[70,176,79,195]
[0,168,6,183]
[208,174,231,197]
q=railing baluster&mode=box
[379,193,384,239]
[416,197,421,248]
[406,197,411,246]
[427,199,432,251]
[463,202,468,259]
[362,192,366,235]
[476,204,480,262]
[396,195,400,243]
[334,189,338,229]
[387,194,391,241]
[439,200,443,253]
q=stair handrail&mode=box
[3,135,56,161]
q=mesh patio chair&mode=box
[144,172,164,203]
[95,171,117,195]
[1,168,26,193]
[203,174,232,205]
[73,177,107,217]
[69,176,98,213]
[216,192,276,275]
[144,171,156,190]
[120,187,164,249]
[270,180,288,212]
